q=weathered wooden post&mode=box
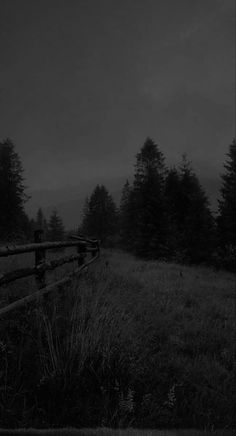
[34,230,46,289]
[91,240,98,258]
[77,242,86,266]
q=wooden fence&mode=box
[0,230,100,317]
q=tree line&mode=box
[0,136,235,270]
[81,137,236,270]
[0,138,65,242]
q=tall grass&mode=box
[0,250,235,430]
[1,428,236,436]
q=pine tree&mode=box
[82,185,118,243]
[36,207,48,237]
[0,138,29,240]
[29,218,36,239]
[134,137,166,184]
[120,180,131,215]
[36,208,44,229]
[48,209,65,241]
[130,137,167,258]
[164,167,182,257]
[177,155,214,263]
[81,196,89,231]
[218,139,236,247]
[119,180,132,246]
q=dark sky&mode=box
[0,0,235,191]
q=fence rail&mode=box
[0,240,95,257]
[0,231,100,316]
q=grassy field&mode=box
[0,249,235,430]
[1,428,236,436]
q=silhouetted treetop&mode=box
[82,184,117,243]
[218,138,236,246]
[134,137,166,185]
[48,209,65,241]
[0,138,29,240]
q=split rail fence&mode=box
[0,230,100,317]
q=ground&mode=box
[0,249,235,431]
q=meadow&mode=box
[0,428,236,436]
[0,249,235,432]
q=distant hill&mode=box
[25,175,221,230]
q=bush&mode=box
[211,245,236,272]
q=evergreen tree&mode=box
[82,185,118,243]
[29,218,36,239]
[36,207,48,237]
[134,137,166,184]
[81,196,89,230]
[164,167,182,257]
[20,212,34,241]
[119,180,132,246]
[120,180,131,216]
[0,138,29,240]
[177,155,214,263]
[218,139,236,247]
[48,209,65,241]
[130,137,167,258]
[43,217,48,239]
[36,208,44,229]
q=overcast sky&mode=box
[0,0,235,191]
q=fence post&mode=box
[34,230,46,289]
[77,242,86,266]
[91,240,98,258]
